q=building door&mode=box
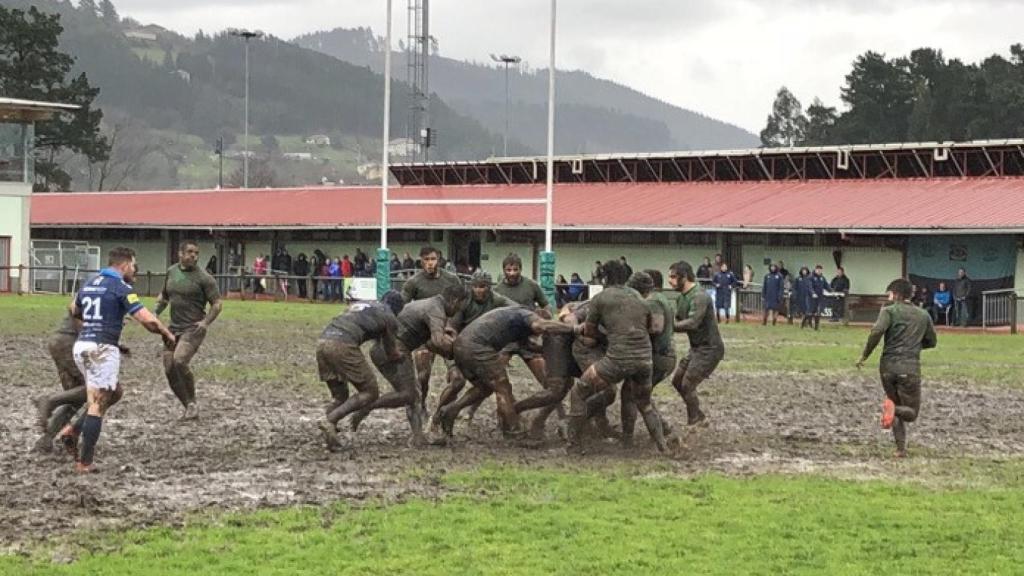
[0,236,9,292]
[449,231,481,273]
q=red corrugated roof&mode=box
[29,178,1024,232]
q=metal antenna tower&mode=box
[406,0,431,161]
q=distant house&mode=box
[357,162,382,181]
[304,134,331,147]
[388,137,419,157]
[283,152,313,161]
[124,30,158,42]
[174,69,191,84]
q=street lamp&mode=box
[490,53,521,157]
[229,28,263,188]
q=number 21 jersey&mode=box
[75,268,144,345]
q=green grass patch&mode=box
[4,467,1024,575]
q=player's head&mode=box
[108,246,138,282]
[380,290,405,315]
[720,262,728,272]
[502,253,523,284]
[178,240,200,269]
[441,284,469,316]
[470,270,492,302]
[600,259,628,287]
[420,245,440,274]
[886,278,914,301]
[800,266,810,277]
[836,266,845,276]
[644,269,664,290]
[814,264,823,275]
[668,260,695,291]
[769,263,778,273]
[626,271,655,296]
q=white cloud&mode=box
[111,0,1024,133]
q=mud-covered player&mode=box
[154,240,222,420]
[493,253,550,389]
[316,291,405,451]
[857,278,937,458]
[401,245,462,409]
[668,260,725,427]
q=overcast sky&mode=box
[112,0,1024,134]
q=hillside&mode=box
[294,27,758,154]
[1,0,503,190]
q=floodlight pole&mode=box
[377,0,393,298]
[539,0,557,305]
[230,29,263,188]
[490,54,521,157]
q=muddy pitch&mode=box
[3,324,1024,550]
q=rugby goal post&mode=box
[375,0,558,304]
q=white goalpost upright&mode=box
[377,0,558,301]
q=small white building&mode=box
[0,97,79,292]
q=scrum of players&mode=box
[34,243,934,472]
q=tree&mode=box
[0,6,109,191]
[228,157,277,188]
[760,86,807,147]
[78,0,98,18]
[838,52,916,143]
[261,134,279,154]
[90,119,164,191]
[99,0,118,24]
[803,98,838,145]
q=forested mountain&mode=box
[293,27,759,154]
[1,0,503,190]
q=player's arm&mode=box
[153,274,170,316]
[426,310,455,358]
[400,277,416,303]
[382,317,401,361]
[922,316,938,350]
[129,299,176,347]
[534,282,550,310]
[69,294,82,319]
[675,293,708,332]
[199,276,223,328]
[857,308,891,367]
[530,315,575,335]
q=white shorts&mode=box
[72,341,121,391]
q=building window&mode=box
[0,122,30,183]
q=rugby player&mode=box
[668,260,725,427]
[59,247,175,473]
[154,240,222,420]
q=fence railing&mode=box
[981,289,1021,334]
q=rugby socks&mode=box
[78,415,103,465]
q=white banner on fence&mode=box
[588,284,603,298]
[346,277,378,301]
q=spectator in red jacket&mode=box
[340,255,353,278]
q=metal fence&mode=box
[981,289,1021,334]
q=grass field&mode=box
[2,294,1023,575]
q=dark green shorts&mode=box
[316,339,376,388]
[678,346,723,384]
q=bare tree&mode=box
[228,157,277,188]
[90,120,163,191]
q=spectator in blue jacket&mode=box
[794,267,812,328]
[762,263,784,326]
[933,281,952,324]
[713,263,739,323]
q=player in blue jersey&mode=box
[58,247,176,473]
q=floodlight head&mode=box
[230,28,264,40]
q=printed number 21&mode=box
[82,296,104,320]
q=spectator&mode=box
[777,260,790,280]
[279,248,292,278]
[390,253,401,272]
[742,264,754,288]
[293,253,310,299]
[311,250,326,300]
[714,253,724,268]
[933,281,952,324]
[794,266,812,328]
[401,252,415,273]
[697,257,713,288]
[712,263,738,323]
[253,254,268,294]
[353,248,368,276]
[620,256,633,278]
[591,260,604,284]
[567,272,586,301]
[205,254,218,275]
[808,265,828,330]
[270,249,282,276]
[340,255,353,278]
[762,263,784,326]
[914,284,933,316]
[367,258,377,278]
[328,258,342,301]
[318,257,331,300]
[829,266,851,323]
[953,268,972,326]
[555,274,569,307]
[438,252,447,270]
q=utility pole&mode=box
[230,28,263,188]
[215,135,224,189]
[490,53,521,157]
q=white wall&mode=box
[0,183,31,291]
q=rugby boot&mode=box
[881,398,896,429]
[318,420,342,452]
[74,461,99,474]
[58,424,80,460]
